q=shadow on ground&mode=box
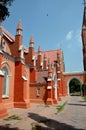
[70,95,81,96]
[28,112,84,130]
[0,124,19,130]
[68,103,86,106]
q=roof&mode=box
[35,49,62,63]
[36,70,48,84]
[2,27,15,42]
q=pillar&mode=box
[0,71,8,118]
[46,79,54,105]
[14,61,30,108]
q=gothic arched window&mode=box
[2,67,9,98]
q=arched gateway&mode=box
[68,78,82,95]
[63,72,85,96]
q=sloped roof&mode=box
[36,70,48,84]
[2,27,15,42]
[35,49,62,63]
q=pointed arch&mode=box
[1,62,11,76]
[1,63,11,98]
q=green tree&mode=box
[69,78,81,94]
[0,0,14,21]
[0,0,14,44]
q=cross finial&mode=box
[83,0,86,7]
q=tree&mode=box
[0,0,14,21]
[69,78,81,94]
[0,0,14,44]
[82,84,86,96]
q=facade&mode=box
[0,4,86,118]
[0,22,66,118]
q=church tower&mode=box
[82,4,86,71]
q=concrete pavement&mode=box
[0,96,86,130]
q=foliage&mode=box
[82,84,86,90]
[56,101,67,114]
[0,0,14,21]
[69,78,81,93]
[70,91,81,96]
[83,96,86,101]
[32,127,37,130]
[0,0,14,6]
[4,114,22,121]
[82,84,86,96]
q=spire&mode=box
[29,36,34,66]
[82,1,86,72]
[48,59,51,71]
[43,54,47,70]
[29,36,34,47]
[83,0,86,7]
[38,46,42,55]
[44,53,47,61]
[38,46,41,52]
[17,21,22,30]
[16,21,22,35]
[36,46,42,69]
[30,36,34,43]
[82,1,86,28]
[48,59,52,78]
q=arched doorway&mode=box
[68,78,82,96]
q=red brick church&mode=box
[0,5,86,118]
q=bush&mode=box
[82,84,86,96]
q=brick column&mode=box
[46,60,54,105]
[46,79,54,105]
[0,71,8,118]
[0,51,8,118]
[37,46,42,70]
[14,61,30,108]
[56,53,62,101]
[43,54,47,70]
[29,37,34,66]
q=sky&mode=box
[2,0,85,72]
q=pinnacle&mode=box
[17,21,22,30]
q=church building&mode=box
[0,21,67,118]
[0,3,86,118]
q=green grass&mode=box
[56,101,67,114]
[32,126,37,130]
[4,114,22,121]
[31,123,42,130]
[70,91,81,96]
[83,96,86,101]
[45,104,50,107]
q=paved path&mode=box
[0,96,86,130]
[52,96,86,130]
